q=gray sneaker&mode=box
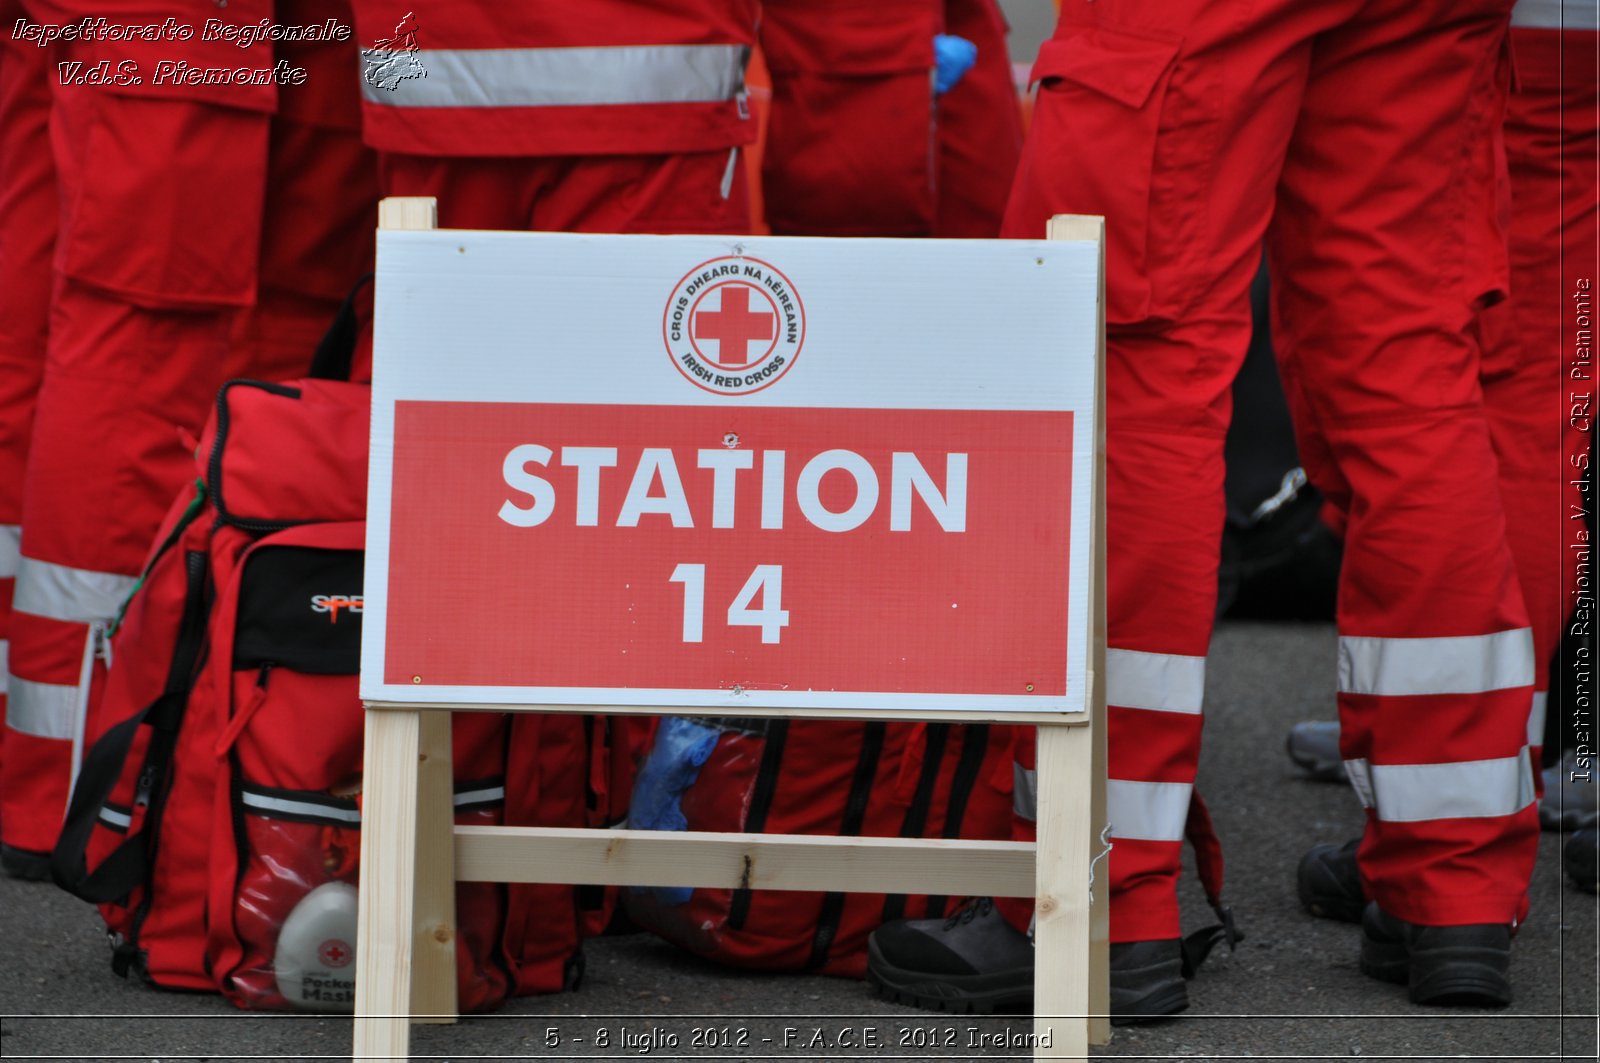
[1286,720,1347,782]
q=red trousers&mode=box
[2,1,376,860]
[1002,0,1538,941]
[0,3,56,848]
[1478,25,1598,758]
[759,0,1022,238]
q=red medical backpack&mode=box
[623,716,1015,976]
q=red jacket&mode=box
[351,1,760,156]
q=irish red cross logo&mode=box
[694,284,775,368]
[664,255,805,396]
[319,938,353,968]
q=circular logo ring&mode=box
[663,256,805,395]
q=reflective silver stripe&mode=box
[5,676,78,740]
[242,785,505,823]
[1513,0,1599,30]
[1337,629,1534,697]
[0,524,19,580]
[1106,648,1205,715]
[242,791,363,824]
[1346,758,1376,809]
[68,622,101,794]
[453,785,506,807]
[0,641,7,696]
[1345,750,1536,822]
[1106,779,1192,842]
[99,805,132,830]
[360,44,748,109]
[719,146,739,200]
[1528,691,1548,748]
[1013,763,1037,822]
[13,557,137,624]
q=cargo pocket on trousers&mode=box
[1027,26,1182,324]
[53,90,269,308]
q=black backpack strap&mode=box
[1178,790,1243,978]
[881,723,950,924]
[806,721,887,969]
[51,547,212,903]
[727,719,789,931]
[307,273,373,382]
[51,695,167,902]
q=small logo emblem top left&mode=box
[362,11,424,91]
[664,256,805,396]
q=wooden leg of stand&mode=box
[353,707,458,1059]
[1033,722,1094,1060]
[407,710,459,1023]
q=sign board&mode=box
[362,231,1100,717]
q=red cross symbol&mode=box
[320,939,351,967]
[694,284,774,367]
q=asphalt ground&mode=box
[2,621,1596,1062]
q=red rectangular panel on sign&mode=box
[385,402,1072,699]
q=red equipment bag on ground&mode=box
[51,288,604,1005]
[200,513,513,1012]
[47,298,526,1008]
[49,372,376,992]
[622,716,1014,976]
[501,711,658,994]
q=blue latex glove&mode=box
[627,716,722,905]
[933,34,978,95]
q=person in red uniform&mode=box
[1296,0,1600,919]
[868,0,1540,1019]
[0,0,58,874]
[1491,0,1600,838]
[1,0,376,877]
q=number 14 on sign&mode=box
[669,563,790,644]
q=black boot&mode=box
[866,897,1033,1014]
[0,844,51,881]
[1297,838,1365,923]
[1359,903,1512,1007]
[1108,938,1187,1024]
[866,898,1190,1023]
